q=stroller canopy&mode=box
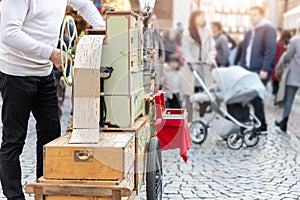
[212,66,266,104]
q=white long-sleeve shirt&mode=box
[0,0,105,76]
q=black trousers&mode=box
[251,96,266,126]
[167,93,181,109]
[250,75,269,127]
[0,71,61,200]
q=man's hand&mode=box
[50,48,62,71]
[259,70,268,80]
[50,48,67,72]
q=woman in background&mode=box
[181,11,216,122]
[271,30,292,103]
[275,21,300,132]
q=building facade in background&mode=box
[153,0,201,29]
[280,0,300,30]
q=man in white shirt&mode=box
[0,0,105,199]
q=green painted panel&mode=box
[101,15,143,95]
[105,88,145,127]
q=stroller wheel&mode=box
[190,121,208,144]
[243,130,259,147]
[227,133,243,150]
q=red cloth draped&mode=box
[155,91,192,162]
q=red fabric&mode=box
[154,91,192,162]
[272,41,286,82]
[154,91,166,119]
[156,119,191,162]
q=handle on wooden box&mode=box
[74,150,93,162]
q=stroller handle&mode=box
[187,62,216,102]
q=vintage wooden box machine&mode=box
[25,9,164,200]
[101,11,145,128]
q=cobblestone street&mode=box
[1,89,300,199]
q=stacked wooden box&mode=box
[44,133,135,181]
[28,132,136,200]
[101,11,145,128]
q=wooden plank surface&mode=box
[45,196,110,200]
[38,177,122,186]
[25,183,132,196]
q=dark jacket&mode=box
[241,23,277,72]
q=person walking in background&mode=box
[161,54,183,108]
[271,30,292,103]
[240,6,277,135]
[175,22,184,34]
[276,27,283,41]
[211,21,230,67]
[175,31,184,65]
[181,10,216,122]
[234,40,244,65]
[143,13,165,89]
[163,30,177,62]
[275,20,300,132]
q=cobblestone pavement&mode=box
[1,89,300,199]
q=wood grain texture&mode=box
[25,183,132,196]
[44,133,135,180]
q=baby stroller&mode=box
[188,64,266,150]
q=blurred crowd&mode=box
[147,6,300,134]
[65,3,300,134]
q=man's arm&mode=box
[1,0,53,59]
[68,0,105,29]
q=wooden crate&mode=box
[26,163,135,200]
[102,117,151,192]
[26,183,135,200]
[45,196,110,200]
[44,132,135,180]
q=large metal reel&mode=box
[60,15,78,86]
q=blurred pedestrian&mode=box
[211,21,230,67]
[240,6,277,134]
[163,30,177,62]
[175,22,184,34]
[181,10,216,122]
[143,13,165,89]
[271,30,292,102]
[276,27,283,41]
[161,54,183,108]
[0,0,105,199]
[234,40,243,65]
[275,20,300,132]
